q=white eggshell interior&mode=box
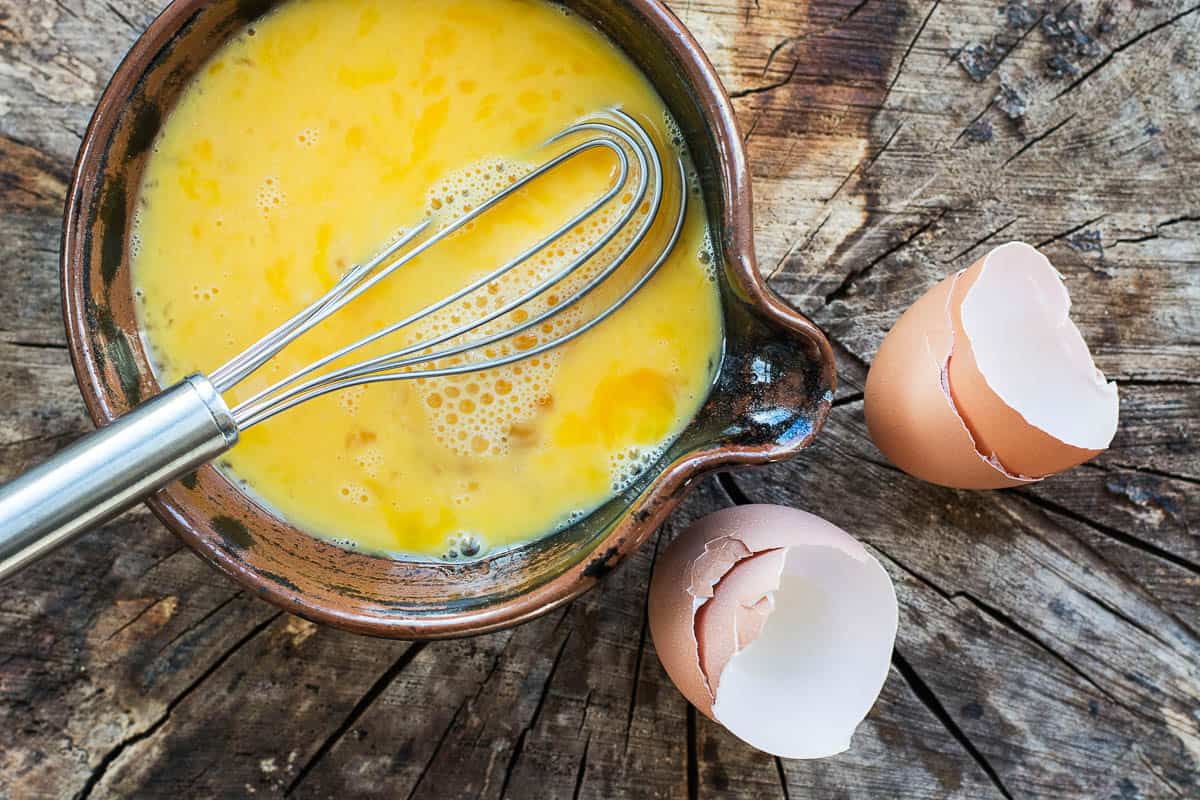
[961,241,1119,449]
[710,544,898,759]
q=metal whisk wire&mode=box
[0,108,688,573]
[225,109,687,429]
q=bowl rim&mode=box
[60,0,835,637]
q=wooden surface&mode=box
[1,0,1197,797]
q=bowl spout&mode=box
[676,278,835,466]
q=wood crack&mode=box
[105,2,140,33]
[742,111,762,144]
[954,100,995,145]
[0,430,77,454]
[774,757,792,800]
[405,694,470,800]
[498,629,573,796]
[729,58,801,98]
[498,730,529,800]
[853,540,1168,731]
[136,544,188,579]
[624,528,663,751]
[1108,215,1200,247]
[824,163,861,206]
[49,0,80,19]
[1070,578,1180,655]
[1056,4,1200,99]
[867,540,956,603]
[948,590,1124,710]
[882,0,941,104]
[864,123,903,174]
[891,649,1014,800]
[1001,114,1076,167]
[766,213,830,285]
[715,471,753,506]
[999,495,1197,653]
[530,631,572,729]
[987,9,1044,75]
[570,734,591,800]
[152,592,244,660]
[285,642,428,795]
[76,611,282,800]
[1094,461,1200,488]
[1034,214,1107,248]
[1138,751,1187,798]
[685,706,699,800]
[823,209,946,305]
[1014,490,1200,578]
[760,0,872,76]
[1115,377,1200,387]
[831,391,865,408]
[844,447,907,476]
[948,217,1018,263]
[103,596,173,642]
[3,339,69,350]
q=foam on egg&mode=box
[335,384,365,416]
[338,482,370,505]
[255,176,286,217]
[608,442,669,492]
[129,210,144,260]
[353,445,384,478]
[409,156,648,459]
[296,127,321,147]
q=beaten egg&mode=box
[131,0,724,558]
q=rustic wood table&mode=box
[2,1,1197,797]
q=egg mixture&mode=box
[131,0,724,558]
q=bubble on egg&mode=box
[256,176,286,217]
[441,531,485,561]
[662,110,685,153]
[697,228,718,282]
[296,126,321,147]
[336,385,366,416]
[338,483,370,505]
[608,442,668,492]
[129,210,144,260]
[411,155,650,459]
[353,445,384,478]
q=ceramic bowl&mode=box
[61,0,835,638]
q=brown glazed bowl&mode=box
[61,0,835,638]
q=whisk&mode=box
[0,109,687,579]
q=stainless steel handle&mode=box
[0,374,238,580]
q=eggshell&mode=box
[648,505,898,758]
[947,242,1118,477]
[648,519,751,716]
[863,271,1027,489]
[865,241,1118,487]
[694,548,787,700]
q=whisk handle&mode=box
[0,374,237,581]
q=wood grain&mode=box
[1,0,1196,797]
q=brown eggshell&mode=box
[648,504,882,718]
[948,247,1107,477]
[864,271,1026,489]
[647,512,732,717]
[694,548,787,700]
[649,505,899,758]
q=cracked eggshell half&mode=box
[863,271,1028,488]
[648,505,898,759]
[947,242,1119,478]
[865,241,1117,487]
